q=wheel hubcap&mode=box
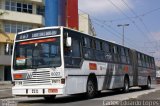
[125,80,129,90]
[148,79,151,88]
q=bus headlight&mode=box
[15,81,23,86]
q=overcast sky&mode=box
[79,0,160,63]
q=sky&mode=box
[78,0,160,65]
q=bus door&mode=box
[131,50,138,86]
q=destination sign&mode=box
[16,29,60,40]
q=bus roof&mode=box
[17,26,63,35]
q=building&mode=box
[79,12,96,36]
[0,0,44,81]
[0,0,96,82]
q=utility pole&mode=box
[117,24,129,46]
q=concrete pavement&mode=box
[0,81,13,99]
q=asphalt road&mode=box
[1,85,160,106]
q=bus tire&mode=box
[141,77,151,90]
[147,77,151,89]
[44,95,56,102]
[123,77,129,93]
[86,78,97,99]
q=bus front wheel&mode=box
[86,78,97,99]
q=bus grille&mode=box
[23,71,51,86]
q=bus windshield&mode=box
[13,37,61,70]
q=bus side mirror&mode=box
[6,43,9,53]
[66,37,72,47]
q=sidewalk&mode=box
[118,90,160,106]
[115,85,160,106]
[0,81,12,90]
[135,90,160,100]
[0,81,13,99]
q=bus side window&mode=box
[82,37,94,60]
[64,37,72,56]
[121,47,127,63]
[142,54,145,67]
[71,39,81,57]
[146,56,149,68]
[100,41,103,51]
[151,58,155,69]
[64,37,82,67]
[113,45,117,62]
[138,53,142,66]
[95,40,105,61]
[93,40,96,49]
[104,43,112,62]
[82,37,87,47]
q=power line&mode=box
[79,9,139,44]
[92,19,140,45]
[107,0,151,42]
[79,10,141,49]
[141,7,160,17]
[121,0,152,38]
[92,21,138,49]
[80,6,160,24]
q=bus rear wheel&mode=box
[141,77,151,90]
[44,95,56,102]
[147,78,151,89]
[123,77,129,93]
[86,78,97,99]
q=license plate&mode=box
[28,89,42,94]
[32,89,38,93]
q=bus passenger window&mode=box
[64,37,82,67]
[64,47,71,56]
[82,37,87,47]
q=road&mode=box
[0,89,12,99]
[1,85,160,106]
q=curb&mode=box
[0,86,13,90]
[0,81,12,85]
[0,96,14,99]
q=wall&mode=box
[45,0,58,26]
[66,0,78,30]
[79,13,96,36]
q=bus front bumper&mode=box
[12,85,65,96]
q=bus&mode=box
[11,26,156,100]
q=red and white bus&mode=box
[11,26,156,100]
